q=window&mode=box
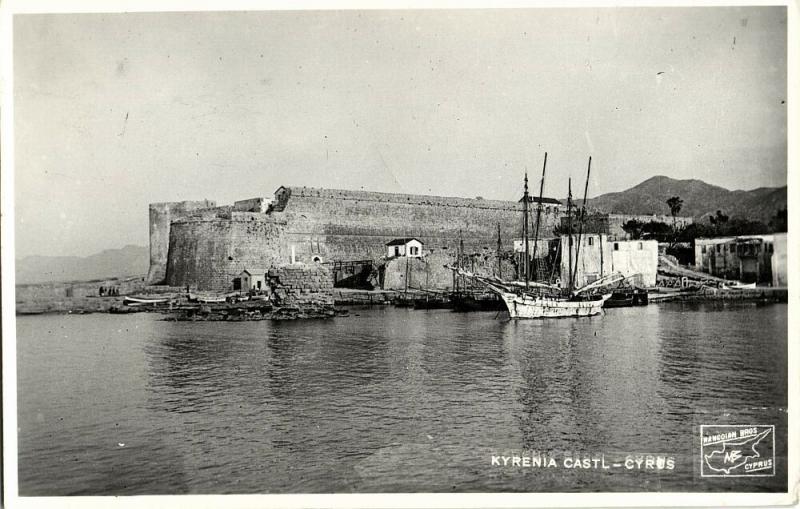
[410,246,418,255]
[394,246,400,256]
[588,237,594,246]
[638,242,643,250]
[701,246,707,254]
[614,243,619,251]
[716,245,721,253]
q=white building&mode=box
[233,197,272,213]
[386,238,424,258]
[772,233,787,287]
[560,234,659,288]
[694,234,781,283]
[238,268,268,291]
[512,238,552,258]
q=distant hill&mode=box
[578,176,787,223]
[15,245,148,285]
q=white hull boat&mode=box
[721,282,757,290]
[123,296,171,306]
[499,291,611,319]
[448,153,622,320]
[447,267,621,320]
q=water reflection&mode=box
[16,304,788,494]
[656,302,787,414]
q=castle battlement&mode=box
[149,186,566,290]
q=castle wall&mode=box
[383,250,516,291]
[147,200,216,284]
[273,187,561,264]
[267,264,334,308]
[158,186,564,291]
[165,214,287,290]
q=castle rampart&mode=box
[155,186,566,291]
[147,200,216,284]
[165,214,287,290]
[272,186,562,262]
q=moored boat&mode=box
[123,295,178,307]
[450,267,619,319]
[450,291,505,312]
[604,287,649,308]
[499,291,610,318]
[123,296,171,305]
[448,153,623,319]
[721,282,757,290]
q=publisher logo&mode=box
[700,425,775,477]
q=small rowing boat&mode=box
[187,293,228,303]
[721,282,757,290]
[123,296,171,306]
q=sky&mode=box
[13,7,788,258]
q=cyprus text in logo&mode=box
[700,425,775,477]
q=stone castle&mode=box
[148,186,565,291]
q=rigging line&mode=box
[567,178,573,293]
[531,152,547,282]
[572,157,592,286]
[549,238,562,284]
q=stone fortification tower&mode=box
[146,200,216,284]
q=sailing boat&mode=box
[448,154,622,319]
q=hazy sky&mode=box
[14,7,787,257]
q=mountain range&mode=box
[15,245,149,285]
[577,176,786,223]
[15,177,786,285]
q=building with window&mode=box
[236,268,268,291]
[694,235,780,284]
[560,234,659,288]
[385,238,424,258]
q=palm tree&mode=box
[666,196,684,249]
[666,196,684,227]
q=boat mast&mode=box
[458,229,464,292]
[531,152,547,282]
[523,171,530,289]
[496,222,502,279]
[572,156,592,287]
[567,178,573,293]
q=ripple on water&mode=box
[16,303,788,494]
